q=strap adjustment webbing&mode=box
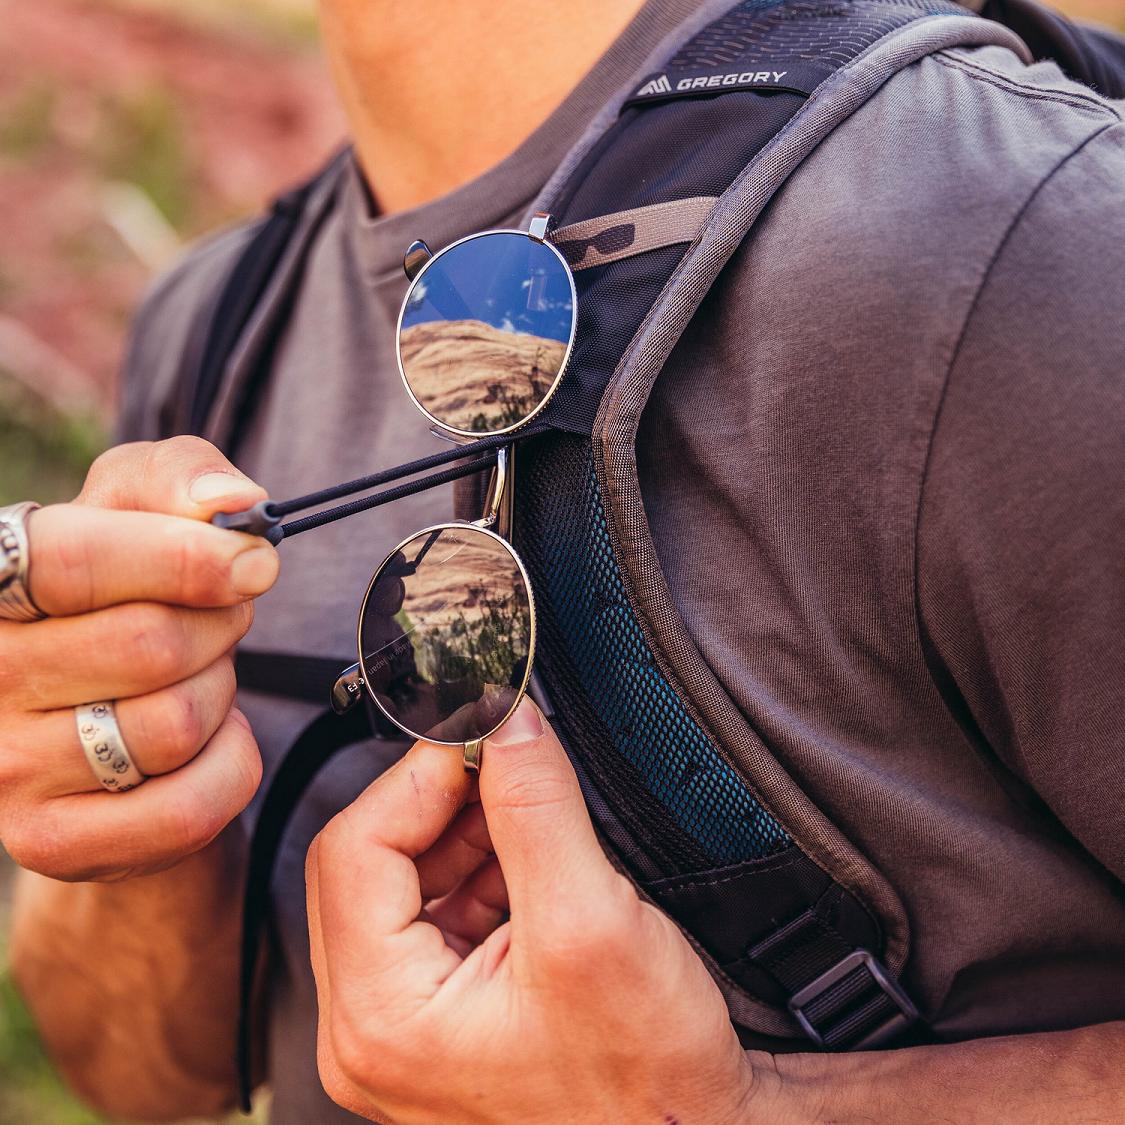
[748,909,918,1050]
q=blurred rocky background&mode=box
[0,3,340,1119]
[0,1,1121,1122]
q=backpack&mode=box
[171,0,1125,1108]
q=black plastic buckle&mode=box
[787,949,919,1050]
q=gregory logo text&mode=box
[631,69,791,100]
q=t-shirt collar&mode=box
[343,0,701,285]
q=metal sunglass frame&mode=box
[395,214,578,439]
[324,213,573,768]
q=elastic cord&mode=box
[278,452,497,539]
[268,423,547,518]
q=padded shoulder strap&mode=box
[512,0,1031,1053]
[181,148,349,444]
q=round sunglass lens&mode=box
[398,232,575,435]
[359,526,534,744]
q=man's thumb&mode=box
[480,699,619,934]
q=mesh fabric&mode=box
[671,0,970,69]
[518,434,792,868]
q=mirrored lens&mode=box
[398,232,575,435]
[360,525,534,744]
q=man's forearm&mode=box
[755,1021,1125,1124]
[9,828,247,1121]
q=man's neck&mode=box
[319,0,648,216]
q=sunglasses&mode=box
[220,214,576,768]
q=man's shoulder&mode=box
[139,222,259,342]
[119,151,349,442]
[824,41,1122,247]
[720,41,1124,372]
[924,43,1125,265]
[935,40,1122,118]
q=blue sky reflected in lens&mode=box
[403,233,574,343]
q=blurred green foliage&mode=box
[0,377,106,508]
[126,0,321,46]
[98,87,194,232]
[0,968,106,1125]
[0,84,58,160]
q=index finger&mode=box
[314,741,472,936]
[27,503,279,615]
[308,743,472,1016]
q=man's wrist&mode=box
[739,1050,816,1125]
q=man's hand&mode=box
[0,436,277,881]
[306,699,760,1125]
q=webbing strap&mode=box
[189,193,310,436]
[185,148,349,443]
[235,650,371,710]
[748,910,920,1050]
[236,699,376,1111]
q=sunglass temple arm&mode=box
[212,426,544,543]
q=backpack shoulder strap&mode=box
[513,0,1031,1055]
[181,147,350,442]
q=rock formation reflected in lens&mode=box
[399,232,574,434]
[360,526,533,743]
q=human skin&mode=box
[316,0,651,214]
[9,1,1125,1121]
[308,700,1125,1125]
[7,437,278,1118]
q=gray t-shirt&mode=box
[121,6,1125,1122]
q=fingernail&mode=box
[488,697,544,746]
[231,546,280,597]
[190,471,254,506]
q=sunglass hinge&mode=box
[527,213,553,242]
[403,239,432,281]
[331,662,365,715]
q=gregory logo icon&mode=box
[635,74,673,97]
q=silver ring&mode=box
[0,502,46,622]
[75,701,146,793]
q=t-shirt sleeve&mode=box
[117,223,256,443]
[917,121,1125,881]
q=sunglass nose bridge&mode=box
[331,662,365,714]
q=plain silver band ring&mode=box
[75,701,146,793]
[0,501,46,623]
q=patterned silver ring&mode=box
[0,502,47,622]
[75,701,146,793]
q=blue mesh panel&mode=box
[671,0,969,70]
[520,436,790,864]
